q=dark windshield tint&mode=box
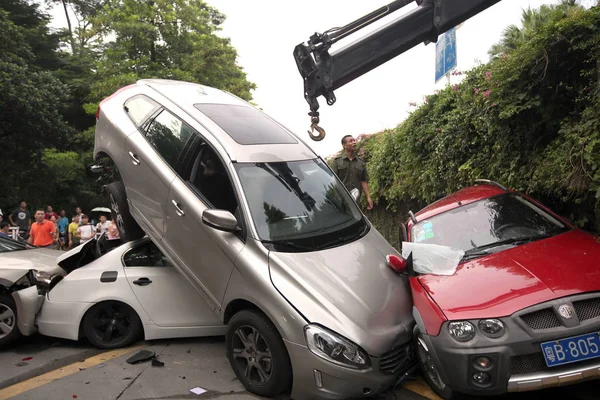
[194,104,298,145]
[235,159,366,250]
[411,194,568,252]
[0,236,30,252]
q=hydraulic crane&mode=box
[293,0,502,141]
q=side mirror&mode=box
[386,254,407,274]
[89,164,104,174]
[202,209,239,233]
[386,252,415,276]
[350,188,360,203]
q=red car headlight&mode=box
[448,321,476,342]
[478,319,505,338]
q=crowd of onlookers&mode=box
[0,201,119,250]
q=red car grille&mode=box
[510,353,547,375]
[520,308,561,330]
[520,298,600,330]
[573,298,600,321]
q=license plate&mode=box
[541,332,600,367]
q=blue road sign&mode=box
[435,27,457,83]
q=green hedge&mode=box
[353,5,600,241]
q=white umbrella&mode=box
[90,207,111,213]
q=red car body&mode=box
[402,182,600,399]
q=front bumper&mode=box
[11,286,45,336]
[423,293,600,396]
[285,339,415,400]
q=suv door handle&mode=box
[172,200,185,216]
[128,151,140,166]
[133,277,152,286]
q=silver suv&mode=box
[93,79,414,399]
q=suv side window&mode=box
[123,241,173,267]
[124,95,160,127]
[145,109,195,170]
[179,139,239,217]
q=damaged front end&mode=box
[10,270,65,337]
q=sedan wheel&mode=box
[83,301,142,349]
[226,310,292,397]
[0,294,22,348]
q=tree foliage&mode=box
[86,0,255,105]
[360,3,600,234]
[0,0,255,217]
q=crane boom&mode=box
[293,0,502,141]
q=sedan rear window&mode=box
[194,104,298,145]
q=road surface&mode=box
[1,335,599,400]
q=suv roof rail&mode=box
[474,179,509,192]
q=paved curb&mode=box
[0,347,103,390]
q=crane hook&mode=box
[307,115,326,141]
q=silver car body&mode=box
[94,79,414,399]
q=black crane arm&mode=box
[294,0,501,141]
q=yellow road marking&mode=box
[401,376,443,400]
[0,344,145,399]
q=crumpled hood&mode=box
[268,227,413,356]
[418,230,600,320]
[0,249,66,285]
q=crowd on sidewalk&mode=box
[0,201,120,249]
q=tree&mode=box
[86,0,256,105]
[489,0,582,57]
[0,8,75,210]
[45,0,104,55]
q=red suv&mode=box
[395,180,600,399]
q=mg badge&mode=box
[558,304,575,320]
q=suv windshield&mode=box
[411,193,569,253]
[235,159,367,251]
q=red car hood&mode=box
[417,230,600,320]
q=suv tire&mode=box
[106,181,145,242]
[226,309,292,397]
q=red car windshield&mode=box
[411,193,569,252]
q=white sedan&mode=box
[18,235,226,349]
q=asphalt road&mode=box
[1,335,599,400]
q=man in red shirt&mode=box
[29,210,56,247]
[44,205,59,221]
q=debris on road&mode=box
[151,359,164,367]
[125,350,155,365]
[189,387,207,395]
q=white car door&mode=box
[121,240,221,327]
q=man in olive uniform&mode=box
[331,135,374,210]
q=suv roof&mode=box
[414,183,510,222]
[137,79,317,163]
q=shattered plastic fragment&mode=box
[190,387,208,395]
[151,359,164,367]
[126,350,155,364]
